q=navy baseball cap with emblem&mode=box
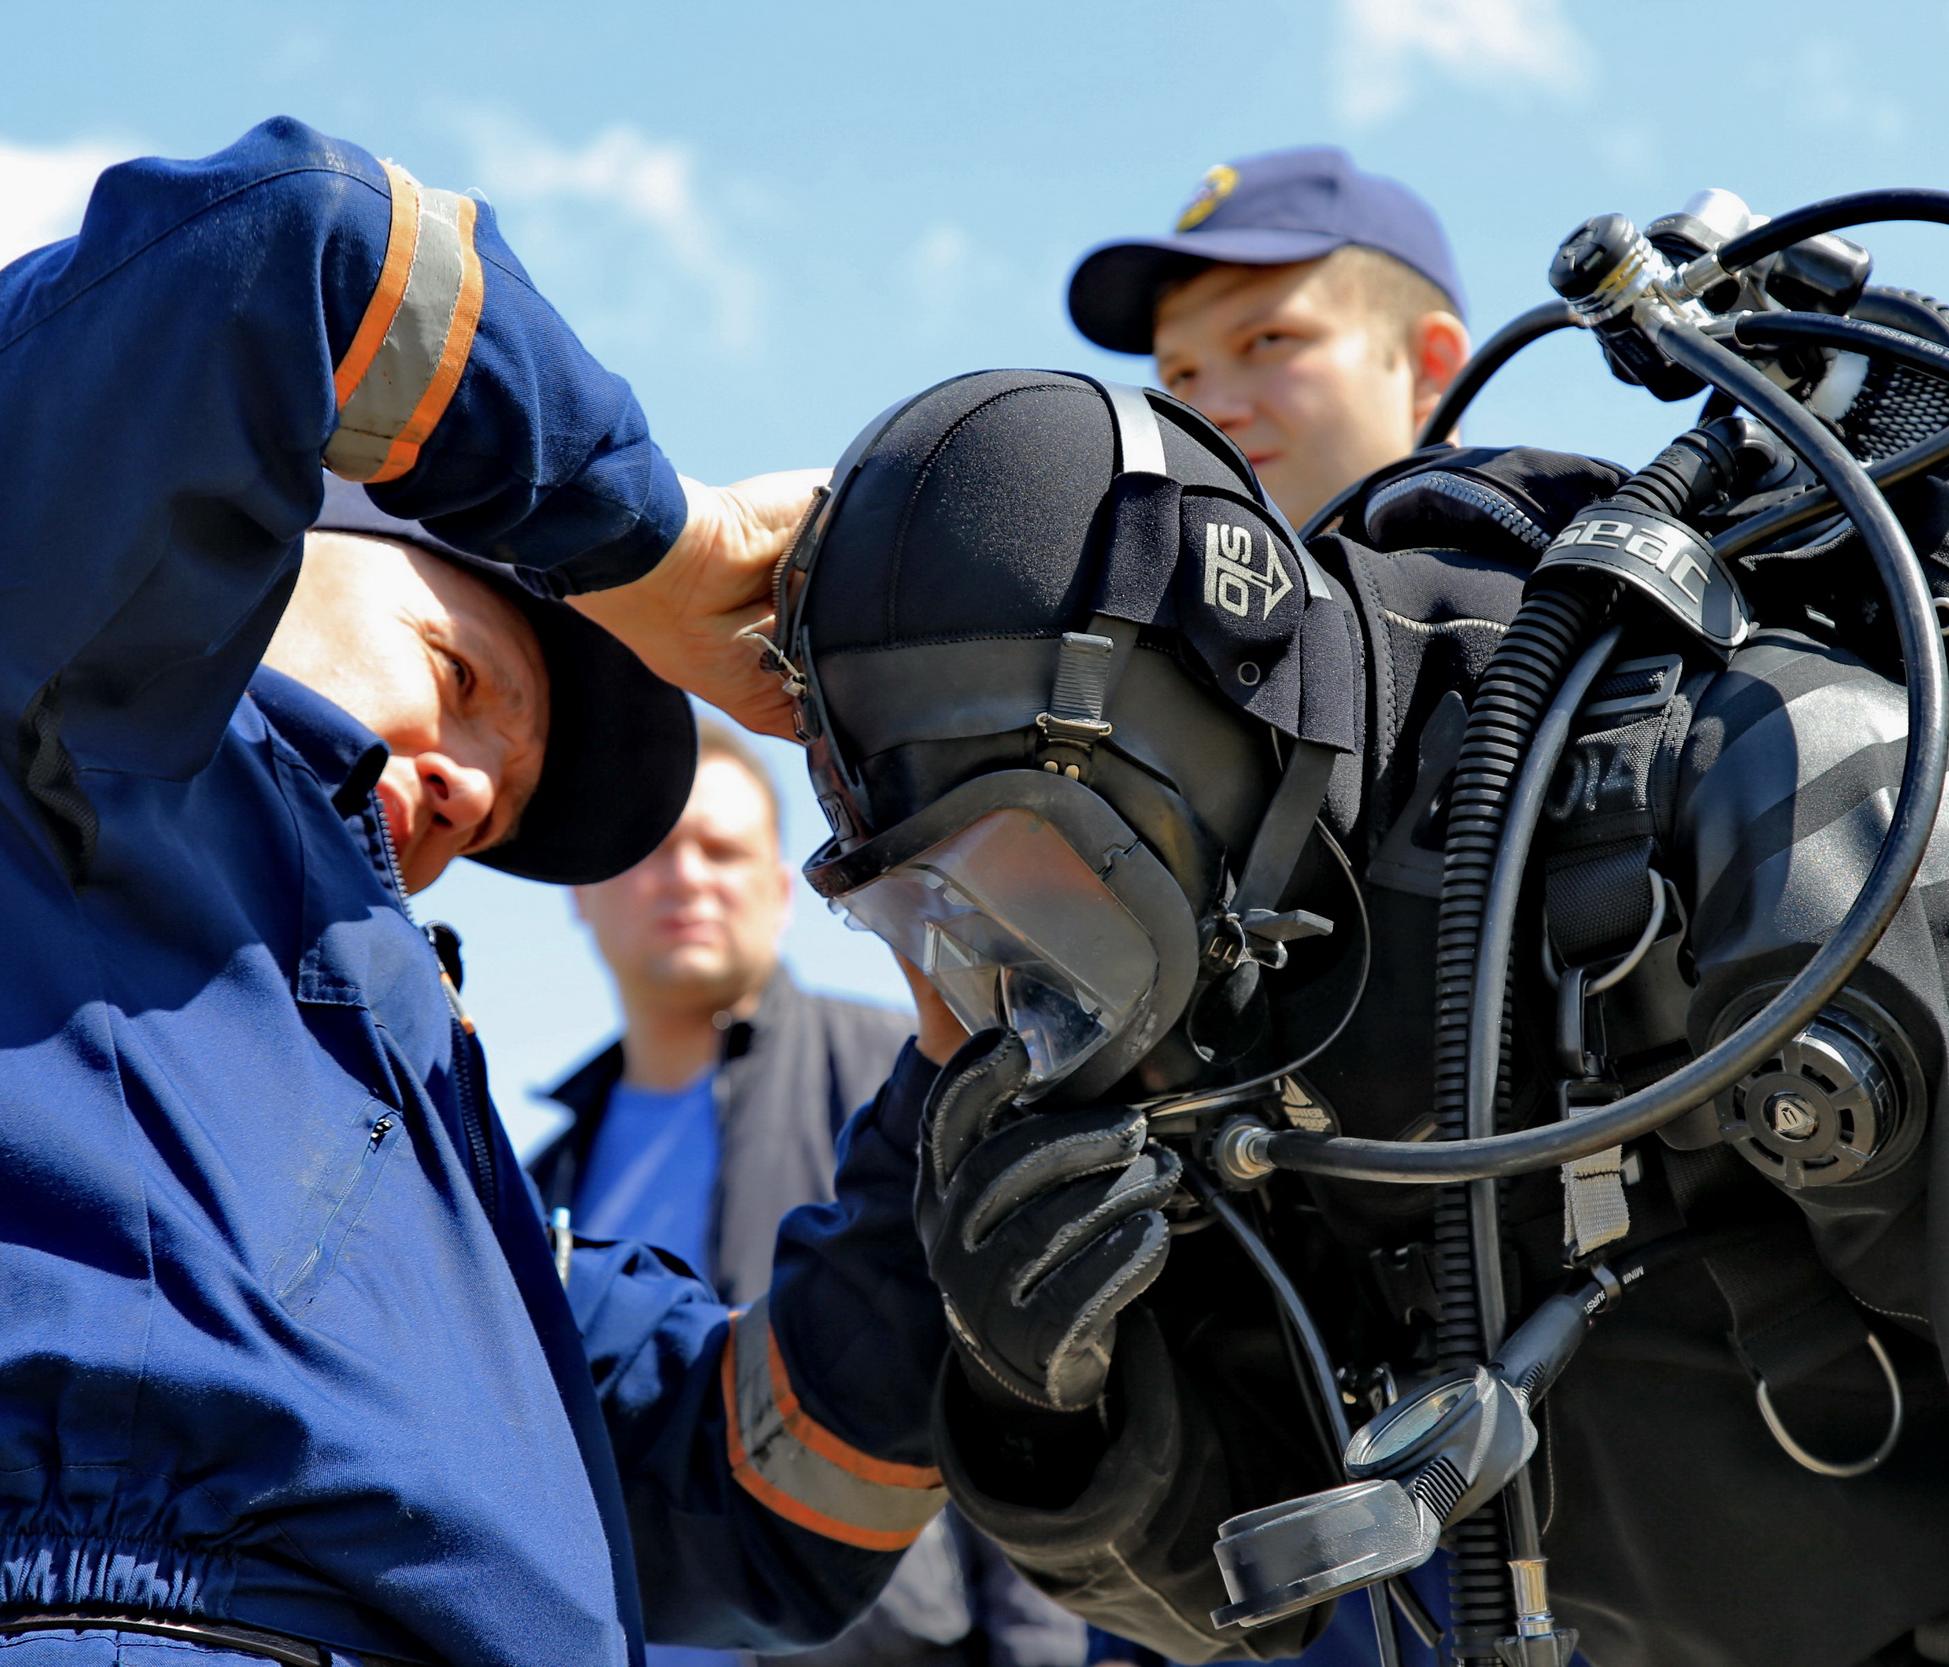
[313,475,697,886]
[1068,145,1465,354]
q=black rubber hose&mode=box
[1265,318,1949,1185]
[1430,578,1608,1664]
[1716,423,1949,561]
[1466,624,1624,1348]
[1434,426,1727,1652]
[1187,1169,1402,1667]
[1732,308,1949,382]
[1713,189,1949,273]
[1432,578,1608,1347]
[1416,301,1579,450]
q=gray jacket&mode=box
[531,970,1087,1667]
[531,971,913,1306]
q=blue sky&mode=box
[10,0,1949,1142]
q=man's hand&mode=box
[893,953,971,1066]
[915,1032,1180,1414]
[569,469,825,740]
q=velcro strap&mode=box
[722,1297,946,1551]
[1560,1085,1631,1260]
[326,160,485,484]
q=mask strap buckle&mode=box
[1036,631,1118,780]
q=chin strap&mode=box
[1205,739,1340,972]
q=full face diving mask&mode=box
[768,371,1362,1108]
[805,770,1199,1100]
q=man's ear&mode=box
[1408,311,1471,439]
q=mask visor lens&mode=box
[835,808,1158,1087]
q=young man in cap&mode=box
[1065,149,1476,1667]
[0,118,960,1667]
[1068,146,1472,529]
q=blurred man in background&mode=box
[532,722,908,1305]
[531,721,1087,1667]
[1068,144,1471,530]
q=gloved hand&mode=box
[915,1030,1181,1414]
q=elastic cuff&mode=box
[866,1039,939,1154]
[554,445,691,592]
[936,1307,1182,1559]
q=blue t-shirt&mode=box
[575,1074,722,1290]
[575,1074,730,1667]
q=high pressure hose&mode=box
[1187,1169,1405,1667]
[1707,189,1949,274]
[1416,301,1580,451]
[1264,312,1949,1187]
[1428,419,1809,1662]
[1429,578,1607,1663]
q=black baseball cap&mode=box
[1068,146,1465,355]
[312,475,697,886]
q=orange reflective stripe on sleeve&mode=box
[722,1296,945,1552]
[366,193,483,484]
[332,160,420,408]
[326,167,485,485]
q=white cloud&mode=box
[454,112,765,356]
[0,137,128,269]
[899,220,1015,337]
[1331,0,1593,126]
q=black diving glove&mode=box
[915,1030,1181,1414]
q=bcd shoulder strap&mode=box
[1541,651,1713,966]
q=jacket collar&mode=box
[544,968,806,1118]
[247,666,389,815]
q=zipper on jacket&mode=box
[371,792,416,923]
[371,788,497,1216]
[427,920,498,1220]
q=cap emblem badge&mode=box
[1175,164,1239,232]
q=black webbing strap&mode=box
[1232,739,1338,920]
[1664,1146,1875,1396]
[1543,654,1699,966]
[1546,835,1659,964]
[1042,380,1167,768]
[1705,1225,1874,1390]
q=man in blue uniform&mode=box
[0,118,960,1667]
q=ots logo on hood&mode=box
[1203,521,1294,621]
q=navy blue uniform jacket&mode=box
[0,119,948,1667]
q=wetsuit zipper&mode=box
[1364,470,1556,553]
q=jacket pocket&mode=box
[270,1101,404,1313]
